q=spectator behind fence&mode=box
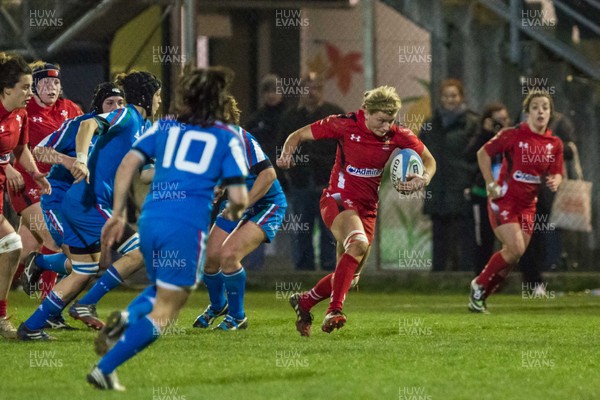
[277,73,343,271]
[420,78,479,271]
[242,74,288,270]
[519,110,576,293]
[465,103,512,275]
[244,74,287,164]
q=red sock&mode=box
[0,300,7,318]
[328,253,359,313]
[299,273,333,311]
[40,247,58,300]
[476,251,512,294]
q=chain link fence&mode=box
[1,0,598,273]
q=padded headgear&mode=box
[91,82,124,114]
[121,71,161,117]
[32,63,60,95]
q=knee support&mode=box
[71,260,99,275]
[0,232,22,254]
[116,227,140,256]
[343,230,368,252]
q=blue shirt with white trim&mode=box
[132,119,248,222]
[65,104,149,208]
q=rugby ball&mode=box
[390,149,424,190]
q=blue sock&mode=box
[79,266,123,305]
[25,291,65,330]
[223,268,246,320]
[203,271,226,311]
[98,316,159,374]
[34,253,68,276]
[126,286,156,324]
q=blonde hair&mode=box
[362,86,401,115]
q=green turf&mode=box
[2,290,600,400]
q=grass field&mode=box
[2,289,600,400]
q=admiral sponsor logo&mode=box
[346,165,383,177]
[512,170,541,184]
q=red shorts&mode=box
[8,171,40,214]
[488,196,536,237]
[319,190,377,243]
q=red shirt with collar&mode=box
[310,109,424,210]
[19,96,82,173]
[484,122,564,206]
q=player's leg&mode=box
[192,223,230,328]
[89,217,204,390]
[89,285,188,391]
[19,203,62,299]
[214,221,267,330]
[320,210,369,333]
[17,250,98,339]
[70,228,143,328]
[0,216,22,338]
[317,204,337,271]
[21,206,70,295]
[469,223,529,312]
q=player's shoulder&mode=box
[390,124,418,143]
[57,98,83,115]
[316,111,358,128]
[13,107,28,119]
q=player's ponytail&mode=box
[174,65,234,127]
[0,52,32,93]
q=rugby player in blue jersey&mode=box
[88,66,248,391]
[193,95,287,331]
[20,83,125,295]
[17,71,161,340]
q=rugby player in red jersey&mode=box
[6,62,81,328]
[0,53,51,338]
[278,86,436,336]
[469,90,564,313]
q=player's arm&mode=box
[101,150,144,247]
[276,125,314,170]
[478,129,512,199]
[477,146,501,199]
[139,165,155,184]
[546,140,564,192]
[397,145,436,193]
[71,118,100,184]
[247,162,276,207]
[33,146,75,170]
[4,162,24,193]
[12,144,51,194]
[225,184,248,220]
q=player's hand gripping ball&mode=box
[390,148,425,193]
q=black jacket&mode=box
[420,108,479,215]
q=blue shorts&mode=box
[214,202,286,243]
[40,188,68,246]
[60,195,112,250]
[41,207,64,247]
[138,215,208,289]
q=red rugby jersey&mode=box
[484,122,564,206]
[310,109,424,210]
[0,100,28,166]
[17,97,82,173]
